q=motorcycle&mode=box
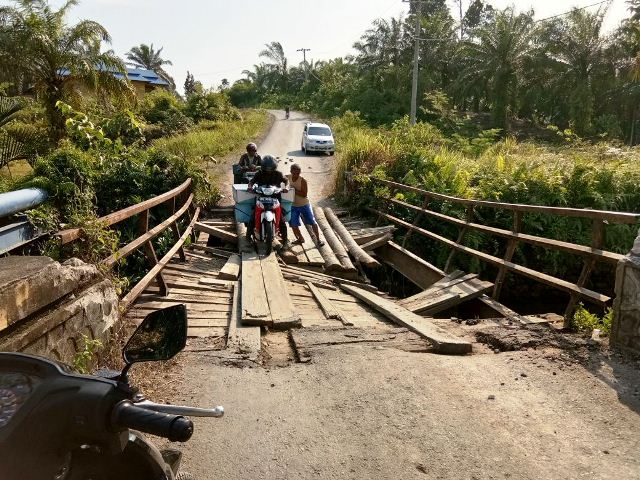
[285,111,290,119]
[0,304,223,480]
[247,184,285,255]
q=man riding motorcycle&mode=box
[247,154,289,246]
[234,142,262,184]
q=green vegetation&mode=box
[231,1,640,143]
[72,334,103,374]
[572,304,614,335]
[331,113,639,304]
[0,0,269,292]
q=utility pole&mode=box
[297,48,311,80]
[409,2,421,125]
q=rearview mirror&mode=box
[123,304,188,365]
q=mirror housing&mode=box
[123,304,188,366]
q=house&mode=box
[57,67,171,98]
[115,68,171,97]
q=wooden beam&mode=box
[387,197,625,265]
[324,207,380,268]
[373,177,640,224]
[313,206,356,272]
[374,241,444,289]
[59,179,192,244]
[187,244,233,259]
[121,208,200,310]
[360,232,393,252]
[218,254,241,280]
[226,283,261,357]
[372,209,611,306]
[240,252,272,326]
[340,284,472,355]
[306,281,352,326]
[195,222,238,244]
[261,253,301,329]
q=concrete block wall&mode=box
[0,257,120,364]
[612,231,640,354]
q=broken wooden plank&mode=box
[351,226,396,245]
[306,281,353,326]
[280,264,378,292]
[339,284,472,355]
[374,241,444,289]
[195,222,238,244]
[218,254,241,280]
[401,277,493,315]
[227,282,261,357]
[261,252,301,329]
[399,273,478,307]
[399,291,461,315]
[187,244,234,259]
[360,232,393,252]
[241,252,272,326]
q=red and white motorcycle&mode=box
[248,185,285,255]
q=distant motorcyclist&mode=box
[285,106,290,119]
[248,154,289,245]
[235,143,262,183]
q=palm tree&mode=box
[550,8,607,135]
[259,42,288,92]
[460,7,537,130]
[0,0,133,141]
[126,43,175,90]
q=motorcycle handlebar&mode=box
[112,401,193,442]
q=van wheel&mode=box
[329,151,334,156]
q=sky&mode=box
[20,0,634,93]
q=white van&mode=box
[301,122,335,155]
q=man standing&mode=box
[286,163,325,247]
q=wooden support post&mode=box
[564,219,606,323]
[138,209,168,296]
[402,197,429,248]
[493,211,522,299]
[444,205,474,273]
[169,197,187,262]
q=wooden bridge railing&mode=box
[369,177,640,320]
[56,178,199,310]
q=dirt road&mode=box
[164,113,640,479]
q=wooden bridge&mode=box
[52,177,640,360]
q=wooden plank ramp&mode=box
[218,254,241,280]
[240,252,301,329]
[339,284,472,355]
[227,282,261,358]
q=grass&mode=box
[0,160,33,181]
[153,109,269,163]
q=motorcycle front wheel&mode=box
[263,219,274,255]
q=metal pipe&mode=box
[0,188,48,219]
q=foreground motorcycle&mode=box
[247,184,284,255]
[0,304,223,480]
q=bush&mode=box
[184,92,242,123]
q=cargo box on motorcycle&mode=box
[232,184,294,223]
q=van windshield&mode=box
[308,127,332,136]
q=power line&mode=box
[535,0,610,23]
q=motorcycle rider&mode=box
[248,154,289,246]
[235,142,262,183]
[285,106,290,118]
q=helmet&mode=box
[261,155,277,172]
[246,142,257,153]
